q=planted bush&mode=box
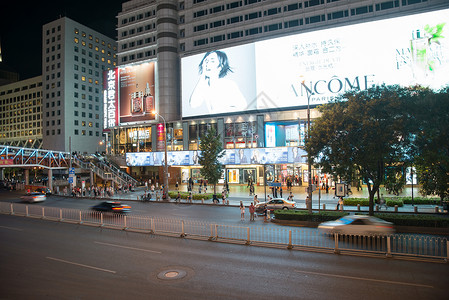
[274,210,348,222]
[342,198,369,206]
[385,199,404,207]
[168,191,213,200]
[374,213,449,228]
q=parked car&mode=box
[91,201,131,213]
[21,192,46,203]
[318,215,395,236]
[35,187,52,196]
[255,198,296,213]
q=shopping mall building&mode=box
[106,0,449,187]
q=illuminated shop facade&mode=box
[108,5,449,186]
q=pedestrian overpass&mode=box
[0,145,137,189]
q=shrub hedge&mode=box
[274,210,449,228]
[373,213,449,228]
[274,210,348,222]
[342,198,404,207]
[168,191,214,200]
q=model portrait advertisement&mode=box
[181,9,448,118]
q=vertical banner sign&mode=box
[103,69,118,129]
[156,123,165,151]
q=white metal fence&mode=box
[1,202,447,262]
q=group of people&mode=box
[239,200,270,222]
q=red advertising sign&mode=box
[0,159,14,165]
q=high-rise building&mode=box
[110,0,448,184]
[42,17,117,153]
[0,76,43,148]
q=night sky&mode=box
[0,0,124,80]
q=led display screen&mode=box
[126,147,307,166]
[181,9,449,118]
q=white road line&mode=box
[0,225,23,231]
[94,241,162,254]
[46,257,116,274]
[294,270,434,289]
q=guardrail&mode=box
[1,202,447,263]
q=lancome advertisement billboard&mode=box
[181,9,449,118]
[103,61,157,129]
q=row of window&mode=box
[0,83,41,96]
[191,0,402,32]
[0,95,41,105]
[0,121,41,132]
[121,36,156,50]
[190,0,425,48]
[0,114,41,126]
[121,23,156,37]
[120,9,156,25]
[74,40,116,56]
[0,129,42,138]
[45,25,61,36]
[72,129,101,136]
[74,28,114,50]
[120,50,157,63]
[74,55,112,69]
[191,0,425,13]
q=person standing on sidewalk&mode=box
[249,202,255,221]
[240,201,245,221]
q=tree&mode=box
[413,87,449,202]
[305,85,416,215]
[198,127,225,195]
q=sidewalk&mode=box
[110,184,446,214]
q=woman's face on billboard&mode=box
[203,52,221,77]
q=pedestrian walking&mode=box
[176,192,181,203]
[280,186,283,198]
[253,194,259,205]
[240,201,245,220]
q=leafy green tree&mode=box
[306,85,416,215]
[413,87,449,202]
[198,127,224,194]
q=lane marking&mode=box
[0,225,23,231]
[46,257,116,274]
[94,241,162,254]
[294,270,434,289]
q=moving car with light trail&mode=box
[318,215,395,236]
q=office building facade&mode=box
[42,17,117,153]
[0,76,43,148]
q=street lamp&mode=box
[301,79,313,213]
[152,110,169,200]
[97,140,104,153]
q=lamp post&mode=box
[152,111,169,199]
[301,79,313,213]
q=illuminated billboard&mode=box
[103,61,156,129]
[181,9,449,118]
[125,147,307,167]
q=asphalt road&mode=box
[1,214,448,300]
